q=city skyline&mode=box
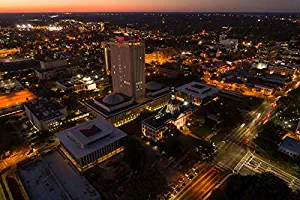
[1,0,300,13]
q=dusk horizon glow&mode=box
[1,0,300,13]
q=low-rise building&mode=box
[40,59,67,69]
[24,99,67,131]
[176,82,220,106]
[0,78,23,92]
[85,81,171,127]
[56,117,127,172]
[269,64,299,76]
[142,97,197,142]
[278,137,300,158]
[157,64,191,78]
[56,76,107,91]
[201,62,225,72]
[142,113,172,142]
[35,66,78,81]
[219,34,238,49]
[17,151,101,200]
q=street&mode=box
[174,100,277,200]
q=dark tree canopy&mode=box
[209,173,299,200]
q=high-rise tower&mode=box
[109,36,145,100]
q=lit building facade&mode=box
[176,82,220,106]
[24,99,67,131]
[56,118,127,172]
[142,97,198,142]
[104,43,111,75]
[269,65,299,76]
[109,37,146,99]
[85,81,171,127]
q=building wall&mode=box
[35,66,78,81]
[77,137,126,168]
[146,94,171,112]
[40,59,67,69]
[278,146,299,158]
[86,94,170,127]
[269,66,296,76]
[176,91,202,106]
[110,42,145,99]
[142,123,164,142]
[24,105,67,131]
[104,46,111,75]
[24,104,43,130]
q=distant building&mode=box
[269,64,299,76]
[35,66,78,81]
[201,62,225,72]
[109,36,145,100]
[176,82,220,106]
[40,59,67,69]
[157,64,191,78]
[24,99,67,131]
[0,78,23,91]
[56,75,107,91]
[219,34,238,50]
[0,59,40,72]
[56,117,127,172]
[278,137,300,158]
[258,46,279,61]
[252,61,268,70]
[142,97,197,142]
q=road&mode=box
[176,164,231,200]
[0,89,35,109]
[240,154,300,190]
[176,100,275,200]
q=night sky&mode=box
[1,0,300,13]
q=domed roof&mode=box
[146,81,163,91]
[103,93,124,105]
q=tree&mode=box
[209,173,299,200]
[122,164,168,200]
[123,137,145,172]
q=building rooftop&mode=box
[24,99,65,121]
[271,64,300,70]
[145,81,171,99]
[0,59,40,72]
[279,137,300,154]
[102,93,125,105]
[35,66,67,73]
[142,101,198,129]
[57,79,75,88]
[95,93,132,108]
[17,160,67,200]
[142,113,173,129]
[109,36,143,46]
[157,63,190,72]
[202,62,225,69]
[146,81,164,91]
[55,118,127,159]
[176,82,220,100]
[17,151,101,200]
[43,151,101,200]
